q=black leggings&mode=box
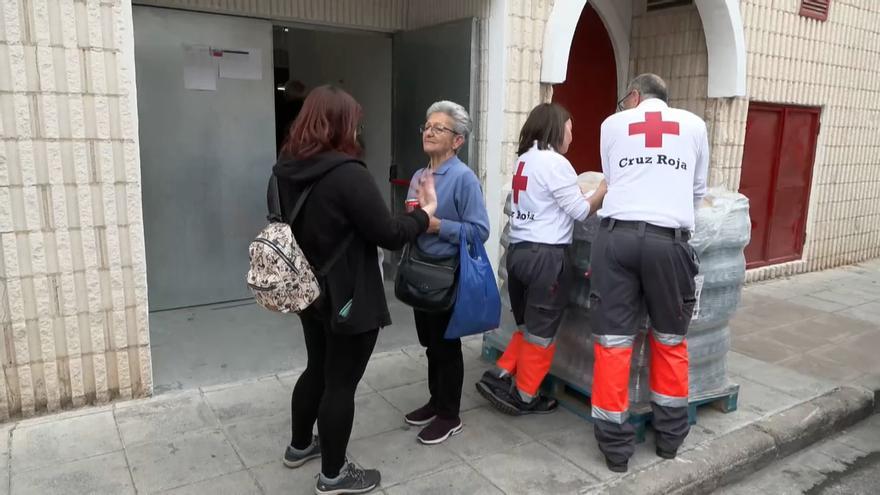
[290,310,379,478]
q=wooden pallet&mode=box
[481,337,740,443]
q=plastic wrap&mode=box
[489,187,750,403]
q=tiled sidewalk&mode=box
[1,343,839,494]
[731,258,880,386]
[3,260,880,494]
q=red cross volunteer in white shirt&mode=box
[476,103,607,417]
[590,74,709,473]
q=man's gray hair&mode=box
[627,73,669,103]
[426,100,472,136]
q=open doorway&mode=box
[132,5,481,393]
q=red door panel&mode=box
[767,109,819,262]
[552,4,617,174]
[739,108,782,265]
[739,103,820,269]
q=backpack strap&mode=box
[266,175,284,223]
[316,232,355,277]
[287,182,316,223]
[267,174,315,224]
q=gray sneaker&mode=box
[315,461,381,495]
[283,436,321,468]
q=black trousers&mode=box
[414,309,463,420]
[290,309,379,478]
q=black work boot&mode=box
[656,446,678,459]
[476,381,558,416]
[605,457,629,473]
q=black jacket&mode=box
[272,151,428,334]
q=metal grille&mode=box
[800,0,831,21]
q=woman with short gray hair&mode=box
[398,100,490,445]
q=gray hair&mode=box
[627,73,668,103]
[426,100,472,136]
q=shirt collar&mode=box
[431,155,461,175]
[637,98,669,110]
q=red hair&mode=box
[281,85,363,160]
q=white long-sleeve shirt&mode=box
[597,99,709,230]
[508,144,592,245]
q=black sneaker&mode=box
[404,403,436,426]
[315,461,381,495]
[283,436,321,468]
[417,416,463,445]
[475,381,558,416]
[656,446,677,459]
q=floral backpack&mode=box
[246,174,352,313]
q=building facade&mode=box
[0,0,877,419]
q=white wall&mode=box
[281,28,393,205]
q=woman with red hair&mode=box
[273,85,438,494]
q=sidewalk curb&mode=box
[588,386,875,495]
[855,373,880,413]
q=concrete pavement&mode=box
[2,259,880,494]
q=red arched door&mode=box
[552,4,617,174]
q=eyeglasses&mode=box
[616,90,634,111]
[419,124,459,136]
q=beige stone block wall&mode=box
[740,0,880,280]
[0,0,151,421]
[501,0,553,185]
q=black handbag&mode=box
[394,243,459,312]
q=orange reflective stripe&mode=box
[649,334,689,398]
[496,331,524,374]
[515,340,556,396]
[591,342,632,413]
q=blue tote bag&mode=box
[445,227,501,339]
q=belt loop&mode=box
[637,222,646,238]
[675,229,682,242]
[607,218,616,232]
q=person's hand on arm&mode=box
[417,171,442,233]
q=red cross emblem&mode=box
[512,161,528,204]
[629,112,679,148]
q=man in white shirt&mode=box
[590,74,708,472]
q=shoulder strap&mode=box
[316,232,355,277]
[288,182,316,224]
[267,175,316,224]
[266,175,284,223]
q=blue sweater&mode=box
[407,156,490,257]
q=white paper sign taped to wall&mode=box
[183,44,217,91]
[217,48,262,80]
